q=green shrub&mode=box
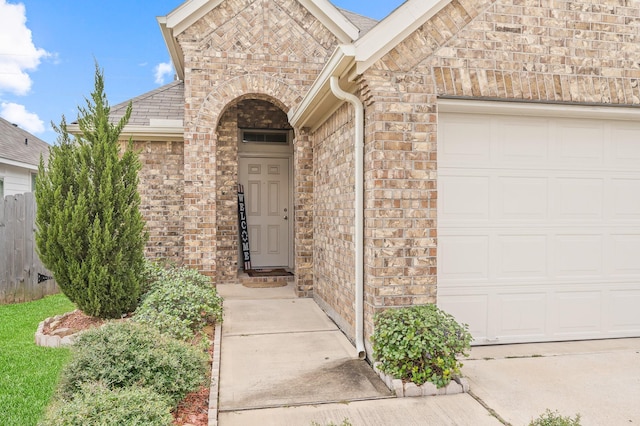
[40,384,173,426]
[528,410,581,426]
[134,265,222,341]
[371,304,472,388]
[142,262,214,295]
[56,321,207,406]
[35,65,147,319]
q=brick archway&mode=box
[181,74,312,290]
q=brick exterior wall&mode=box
[142,0,640,352]
[348,0,640,345]
[175,0,339,287]
[132,140,185,264]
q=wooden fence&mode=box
[0,193,58,304]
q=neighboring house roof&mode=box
[110,80,184,126]
[0,117,49,169]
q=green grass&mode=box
[0,294,76,426]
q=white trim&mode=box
[67,123,184,142]
[438,99,640,121]
[354,0,451,74]
[0,158,38,171]
[157,17,185,80]
[288,45,356,128]
[298,0,359,43]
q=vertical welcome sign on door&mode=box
[237,184,251,271]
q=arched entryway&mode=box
[214,96,294,283]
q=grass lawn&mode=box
[0,294,76,426]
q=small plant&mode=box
[56,321,207,407]
[371,304,472,388]
[134,264,223,341]
[528,409,581,426]
[40,384,173,426]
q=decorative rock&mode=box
[404,382,422,397]
[392,379,404,397]
[420,381,438,396]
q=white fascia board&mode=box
[354,0,452,74]
[157,17,185,80]
[438,98,640,121]
[0,158,38,170]
[166,0,218,36]
[299,0,360,43]
[288,44,356,128]
[66,123,184,142]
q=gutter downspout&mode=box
[329,76,365,360]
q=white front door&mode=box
[238,157,290,268]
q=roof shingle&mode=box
[0,117,50,166]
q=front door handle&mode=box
[283,215,288,220]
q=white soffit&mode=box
[438,99,640,121]
[0,158,38,171]
[354,0,452,74]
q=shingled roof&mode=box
[109,80,184,126]
[0,117,50,167]
[337,8,379,35]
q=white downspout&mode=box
[329,76,365,360]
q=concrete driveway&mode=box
[465,339,640,426]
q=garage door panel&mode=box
[439,115,491,164]
[556,121,605,166]
[438,107,640,344]
[497,235,548,279]
[611,126,640,166]
[440,176,489,220]
[437,294,489,342]
[555,291,602,334]
[554,177,604,220]
[611,179,640,219]
[554,235,603,278]
[498,177,548,220]
[439,235,489,281]
[609,290,640,331]
[498,119,550,165]
[496,293,548,339]
[610,234,640,276]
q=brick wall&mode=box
[176,0,337,282]
[132,140,185,264]
[354,0,640,342]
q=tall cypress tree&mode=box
[36,65,147,319]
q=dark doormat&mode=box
[246,268,293,277]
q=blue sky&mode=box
[0,0,404,144]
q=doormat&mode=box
[246,268,293,277]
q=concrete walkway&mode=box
[215,283,640,425]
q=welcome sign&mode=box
[237,184,251,271]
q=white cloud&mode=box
[0,0,50,96]
[154,62,174,85]
[1,102,45,134]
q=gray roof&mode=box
[338,8,379,36]
[110,80,184,126]
[0,117,50,167]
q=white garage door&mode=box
[437,101,640,345]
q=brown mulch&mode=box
[42,310,214,426]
